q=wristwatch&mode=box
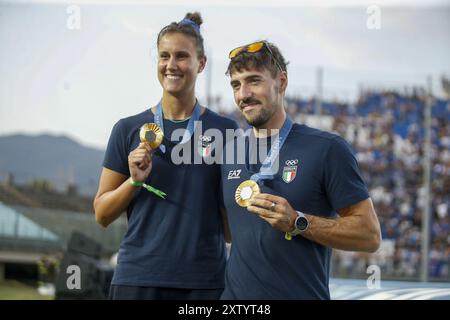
[289,211,309,236]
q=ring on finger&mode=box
[270,202,276,211]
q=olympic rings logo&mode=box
[285,159,298,166]
[199,135,212,142]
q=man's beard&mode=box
[245,98,277,128]
[246,107,274,127]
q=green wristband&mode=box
[129,178,144,187]
[129,178,167,199]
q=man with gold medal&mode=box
[220,40,381,299]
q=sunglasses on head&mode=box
[228,41,283,72]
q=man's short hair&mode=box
[226,41,289,78]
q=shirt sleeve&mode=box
[323,136,369,211]
[102,120,130,176]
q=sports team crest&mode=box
[282,159,298,183]
[198,135,212,157]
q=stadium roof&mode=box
[0,202,126,255]
[0,183,94,213]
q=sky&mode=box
[0,0,449,149]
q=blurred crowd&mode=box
[221,89,450,280]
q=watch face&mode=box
[295,217,308,231]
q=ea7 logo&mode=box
[227,169,241,180]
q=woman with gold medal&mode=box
[93,12,238,300]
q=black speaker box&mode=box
[55,232,113,299]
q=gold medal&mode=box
[139,123,164,149]
[235,180,260,207]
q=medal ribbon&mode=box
[154,99,201,153]
[246,116,293,184]
[246,116,295,241]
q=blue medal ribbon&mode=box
[246,116,293,184]
[154,99,201,153]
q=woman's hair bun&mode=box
[184,12,203,26]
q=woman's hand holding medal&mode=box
[128,142,154,183]
[126,123,167,199]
